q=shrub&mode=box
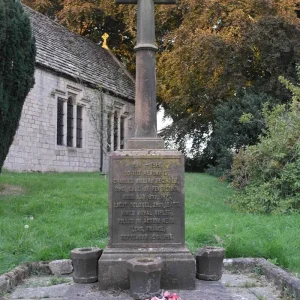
[229,73,300,214]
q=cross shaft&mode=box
[116,0,176,149]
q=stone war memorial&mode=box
[98,0,196,291]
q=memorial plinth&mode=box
[98,0,195,291]
[98,150,195,290]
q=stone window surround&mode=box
[53,86,88,151]
[106,101,130,152]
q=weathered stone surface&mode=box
[196,246,225,281]
[127,257,163,273]
[4,275,233,300]
[3,268,290,300]
[221,273,262,288]
[127,258,163,299]
[229,287,259,300]
[71,248,102,283]
[0,275,9,295]
[1,264,31,294]
[3,259,299,299]
[259,259,300,299]
[127,138,164,150]
[49,259,73,275]
[98,247,195,290]
[224,258,300,299]
[108,150,185,248]
[222,272,282,300]
[249,287,282,300]
[179,280,233,300]
[30,261,51,275]
[99,149,195,290]
[9,284,70,299]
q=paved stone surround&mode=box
[0,261,51,296]
[1,258,300,299]
[224,258,300,299]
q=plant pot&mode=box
[71,247,102,283]
[127,257,164,300]
[196,246,225,281]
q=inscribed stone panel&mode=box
[109,151,185,248]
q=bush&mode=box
[229,74,300,214]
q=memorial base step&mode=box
[98,247,195,290]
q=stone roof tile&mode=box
[24,5,135,101]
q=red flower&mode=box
[163,291,181,300]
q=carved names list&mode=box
[111,157,184,245]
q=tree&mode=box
[157,0,300,158]
[22,0,63,19]
[205,90,278,177]
[0,0,36,172]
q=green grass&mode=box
[185,173,300,272]
[0,171,108,274]
[1,171,300,275]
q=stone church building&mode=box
[4,5,135,173]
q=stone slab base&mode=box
[127,138,164,149]
[98,247,195,290]
[224,258,300,299]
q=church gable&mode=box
[24,5,135,101]
[4,6,135,173]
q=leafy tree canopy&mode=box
[23,0,139,73]
[205,89,278,177]
[158,0,300,154]
[22,0,182,73]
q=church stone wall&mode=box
[4,67,135,172]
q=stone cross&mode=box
[116,0,176,149]
[101,33,109,49]
[98,0,195,291]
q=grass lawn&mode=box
[0,171,299,276]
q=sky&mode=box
[157,106,172,131]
